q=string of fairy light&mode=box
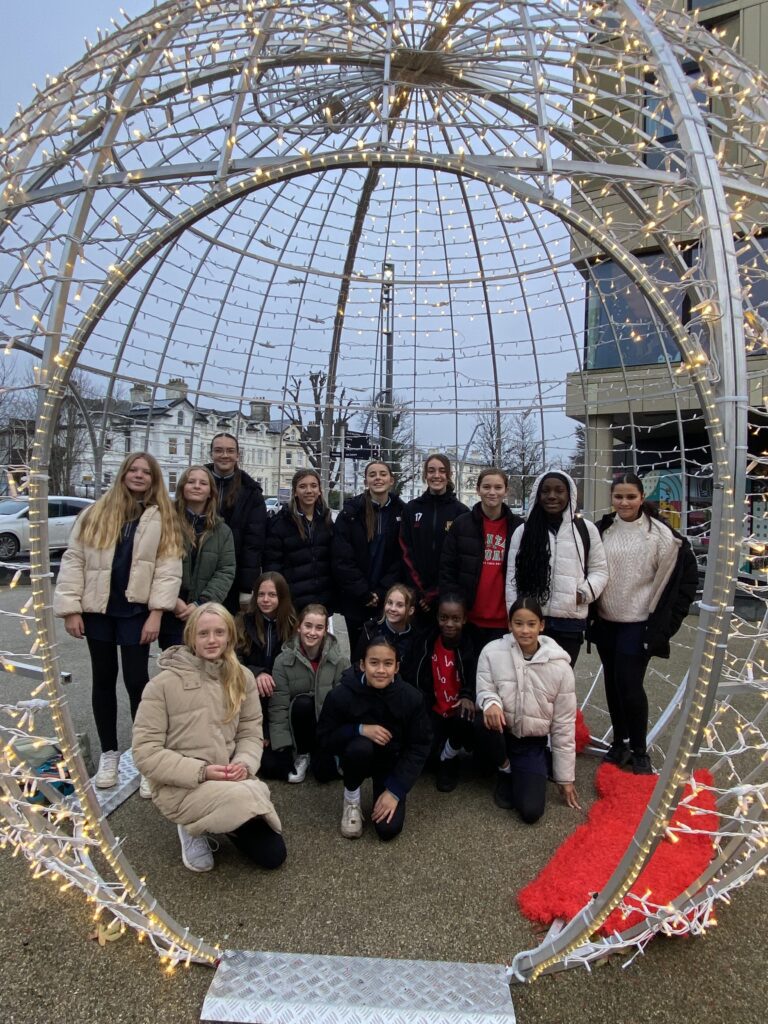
[1,0,766,983]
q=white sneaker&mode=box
[139,775,152,799]
[340,798,364,839]
[288,753,310,784]
[177,824,215,872]
[94,751,120,789]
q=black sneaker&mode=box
[436,756,460,793]
[603,741,631,768]
[494,770,515,809]
[631,751,654,775]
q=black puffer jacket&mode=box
[352,619,419,681]
[263,506,335,612]
[205,465,267,604]
[316,667,432,800]
[439,503,524,610]
[399,490,470,605]
[411,627,478,705]
[593,512,699,659]
[236,614,282,677]
[332,492,406,620]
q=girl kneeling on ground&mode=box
[317,636,432,841]
[476,597,581,824]
[267,604,349,783]
[412,593,478,793]
[132,603,285,873]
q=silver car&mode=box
[0,496,93,560]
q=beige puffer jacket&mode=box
[53,505,181,616]
[132,646,280,836]
[475,634,577,784]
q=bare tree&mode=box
[282,370,354,492]
[471,406,544,508]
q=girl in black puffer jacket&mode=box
[332,460,406,653]
[264,469,336,613]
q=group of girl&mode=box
[53,442,697,873]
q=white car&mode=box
[0,496,93,560]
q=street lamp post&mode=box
[379,260,395,464]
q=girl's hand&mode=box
[140,609,162,645]
[558,782,582,810]
[455,698,475,721]
[227,762,248,782]
[204,763,247,782]
[365,592,379,608]
[256,673,275,697]
[418,597,431,612]
[173,598,187,617]
[361,724,392,746]
[483,704,506,733]
[64,613,85,639]
[371,789,399,824]
[178,602,196,621]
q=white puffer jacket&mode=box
[53,505,182,616]
[476,634,576,784]
[504,470,608,620]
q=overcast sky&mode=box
[0,1,152,128]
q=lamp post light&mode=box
[379,260,395,465]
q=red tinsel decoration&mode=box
[518,764,717,935]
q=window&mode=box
[643,63,708,171]
[184,437,192,457]
[177,411,184,426]
[168,437,178,455]
[124,432,131,453]
[285,452,292,466]
[585,253,685,370]
[168,472,177,493]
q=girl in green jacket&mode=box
[159,466,236,649]
[266,604,350,783]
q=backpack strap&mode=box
[573,515,591,577]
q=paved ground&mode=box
[1,575,765,1023]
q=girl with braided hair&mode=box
[504,470,608,667]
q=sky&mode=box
[0,1,151,129]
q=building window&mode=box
[585,253,685,370]
[643,63,708,171]
[168,472,177,493]
[184,437,192,457]
[177,411,184,426]
[168,437,178,455]
[124,432,131,453]
[285,452,292,466]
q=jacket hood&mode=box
[501,632,573,665]
[527,469,579,520]
[205,463,264,498]
[414,488,460,505]
[156,645,224,677]
[339,664,406,694]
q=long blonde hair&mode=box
[183,603,247,722]
[78,452,182,556]
[175,465,219,550]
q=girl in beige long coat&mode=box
[53,452,182,795]
[132,603,286,873]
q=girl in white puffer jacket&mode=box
[504,470,608,667]
[476,597,581,824]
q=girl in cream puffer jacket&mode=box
[504,469,607,667]
[476,597,579,824]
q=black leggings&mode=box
[87,638,149,752]
[260,694,339,782]
[228,816,287,870]
[481,727,548,824]
[596,619,650,752]
[339,736,406,841]
[545,626,583,667]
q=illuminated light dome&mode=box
[0,0,766,990]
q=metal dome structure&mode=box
[1,0,766,992]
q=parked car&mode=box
[264,496,282,517]
[0,496,93,559]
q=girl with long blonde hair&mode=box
[54,452,182,795]
[133,603,286,873]
[158,465,236,649]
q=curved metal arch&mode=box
[25,140,743,978]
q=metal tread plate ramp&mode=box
[200,950,515,1024]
